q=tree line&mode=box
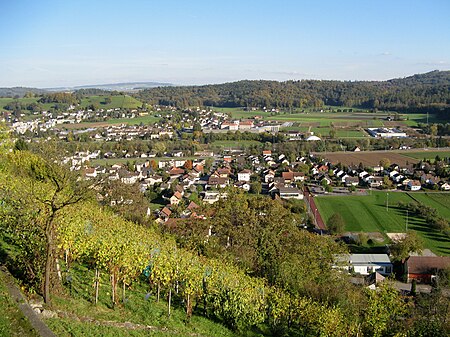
[135,71,450,114]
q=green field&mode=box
[402,150,450,161]
[315,191,450,255]
[335,129,367,138]
[80,95,143,110]
[0,95,143,114]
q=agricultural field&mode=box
[315,191,450,256]
[318,150,419,167]
[402,150,450,161]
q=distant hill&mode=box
[135,70,450,114]
[0,87,49,98]
[47,82,173,93]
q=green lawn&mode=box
[315,191,450,255]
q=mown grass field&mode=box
[315,191,450,256]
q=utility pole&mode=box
[386,192,389,212]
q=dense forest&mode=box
[135,71,450,114]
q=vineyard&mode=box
[0,145,447,336]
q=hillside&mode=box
[0,87,49,98]
[135,71,450,113]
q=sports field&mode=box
[315,191,450,255]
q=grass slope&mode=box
[0,271,40,337]
[43,264,239,337]
[315,191,450,255]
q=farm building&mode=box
[337,254,393,276]
[367,128,407,138]
[405,256,450,284]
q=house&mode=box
[169,191,183,205]
[234,181,251,191]
[169,167,185,176]
[203,191,220,204]
[407,180,422,191]
[120,171,140,185]
[159,207,172,220]
[262,150,272,156]
[282,171,305,183]
[344,176,359,187]
[238,169,252,182]
[367,176,383,188]
[321,176,332,185]
[438,181,450,191]
[145,175,163,186]
[278,187,303,200]
[405,256,450,284]
[264,169,275,183]
[220,121,239,130]
[342,254,393,276]
[84,167,97,179]
[215,167,231,178]
[207,176,229,189]
[239,120,254,130]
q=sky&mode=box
[1,0,449,87]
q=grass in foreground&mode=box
[44,264,239,337]
[315,191,450,256]
[0,271,40,337]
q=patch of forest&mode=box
[135,71,450,114]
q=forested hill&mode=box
[135,70,450,113]
[0,87,48,98]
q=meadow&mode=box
[79,95,143,110]
[315,191,450,256]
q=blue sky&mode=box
[1,0,449,87]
